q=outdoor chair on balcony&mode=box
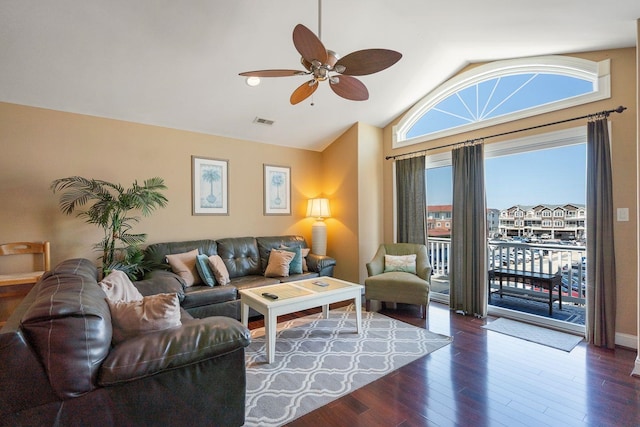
[365,243,431,319]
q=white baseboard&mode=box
[615,332,638,350]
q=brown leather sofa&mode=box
[140,235,337,319]
[0,258,251,427]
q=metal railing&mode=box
[427,237,586,305]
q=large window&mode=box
[393,56,610,148]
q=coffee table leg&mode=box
[354,293,362,333]
[266,310,277,364]
[241,302,249,327]
[322,304,329,319]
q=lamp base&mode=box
[311,220,327,256]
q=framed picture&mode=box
[263,164,291,215]
[192,156,229,215]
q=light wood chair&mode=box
[0,241,51,287]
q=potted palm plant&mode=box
[51,176,168,279]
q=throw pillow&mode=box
[207,255,231,286]
[280,245,303,275]
[301,247,311,272]
[195,253,216,287]
[99,270,143,302]
[107,293,182,344]
[384,254,417,274]
[166,249,201,287]
[264,249,296,278]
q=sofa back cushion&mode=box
[256,236,307,274]
[20,258,112,399]
[144,240,218,268]
[216,237,261,278]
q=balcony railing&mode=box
[427,237,586,317]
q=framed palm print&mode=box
[192,156,228,215]
[263,164,291,215]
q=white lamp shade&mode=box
[306,198,331,219]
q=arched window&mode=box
[393,56,610,148]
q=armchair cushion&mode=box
[384,254,417,274]
[365,272,430,304]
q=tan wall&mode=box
[357,123,384,283]
[636,19,640,360]
[0,102,323,272]
[382,47,638,338]
[321,122,385,284]
[322,124,359,282]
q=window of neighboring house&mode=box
[555,220,565,227]
[554,210,564,217]
[543,211,552,217]
[393,56,610,148]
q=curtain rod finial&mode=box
[615,106,626,114]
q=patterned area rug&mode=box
[483,317,583,352]
[243,304,452,427]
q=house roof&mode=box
[1,1,639,151]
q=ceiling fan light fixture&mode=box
[334,64,346,73]
[245,76,261,87]
[326,50,340,67]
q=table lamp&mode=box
[306,198,331,256]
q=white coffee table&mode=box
[240,277,364,363]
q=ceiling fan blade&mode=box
[290,80,318,105]
[293,24,328,65]
[330,75,369,101]
[239,69,306,77]
[335,49,402,76]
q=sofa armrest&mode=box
[98,317,250,386]
[135,270,186,302]
[306,254,336,276]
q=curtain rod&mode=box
[385,105,627,160]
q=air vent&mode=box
[253,117,275,126]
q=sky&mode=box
[426,143,587,210]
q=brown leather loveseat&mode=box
[0,258,251,427]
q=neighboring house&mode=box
[499,204,586,241]
[427,205,453,237]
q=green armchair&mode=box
[365,243,431,318]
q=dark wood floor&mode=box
[248,301,640,427]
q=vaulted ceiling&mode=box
[1,1,639,151]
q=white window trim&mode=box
[393,55,610,148]
[426,125,586,168]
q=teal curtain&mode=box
[396,156,427,244]
[449,143,487,317]
[586,117,617,349]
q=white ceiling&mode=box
[1,1,639,151]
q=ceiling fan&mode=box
[239,23,402,105]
